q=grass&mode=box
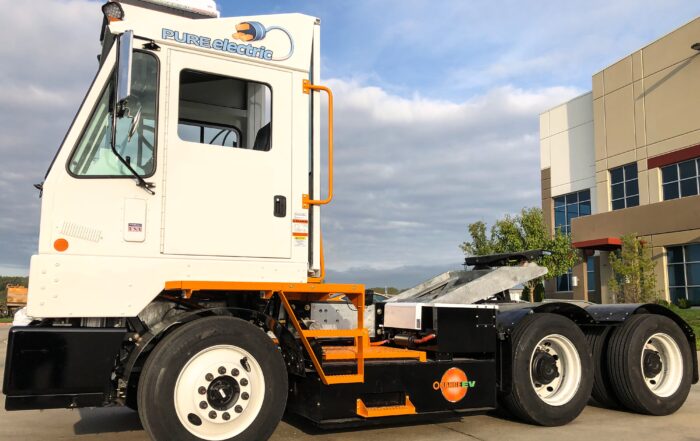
[0,317,13,323]
[668,305,700,349]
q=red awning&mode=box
[572,237,622,251]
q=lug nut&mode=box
[199,401,208,409]
[205,373,214,381]
[231,368,239,377]
[234,405,243,413]
[198,387,206,395]
[240,378,249,386]
[209,411,217,419]
[241,392,249,400]
[222,412,231,421]
[218,366,227,375]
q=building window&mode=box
[553,189,591,235]
[556,256,596,292]
[661,158,700,201]
[667,244,700,306]
[610,163,639,210]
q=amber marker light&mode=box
[54,238,69,252]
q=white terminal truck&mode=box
[2,2,698,441]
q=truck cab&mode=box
[30,0,324,319]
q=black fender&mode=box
[495,301,698,393]
[121,307,306,387]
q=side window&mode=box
[177,70,272,152]
[68,51,158,177]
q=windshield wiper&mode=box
[110,104,155,195]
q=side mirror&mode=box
[116,30,134,106]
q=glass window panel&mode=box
[566,203,578,217]
[556,275,569,292]
[610,167,624,184]
[625,179,639,197]
[686,263,700,286]
[624,163,638,180]
[565,193,578,204]
[178,69,272,151]
[626,195,639,207]
[579,189,591,202]
[663,182,679,200]
[587,256,596,292]
[667,246,684,264]
[668,264,686,287]
[688,287,700,306]
[611,183,624,200]
[554,209,566,230]
[579,201,591,216]
[611,199,625,210]
[69,52,158,177]
[680,178,698,197]
[178,122,201,143]
[679,160,697,179]
[670,287,686,304]
[661,165,678,183]
[554,196,565,208]
[685,244,700,263]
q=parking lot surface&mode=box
[1,325,699,441]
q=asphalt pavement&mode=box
[1,325,699,441]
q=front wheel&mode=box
[501,313,593,426]
[137,316,288,441]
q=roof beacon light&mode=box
[140,0,220,18]
[102,2,125,22]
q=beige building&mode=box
[540,17,700,304]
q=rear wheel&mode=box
[137,316,287,441]
[606,314,692,415]
[502,313,593,426]
[585,326,618,408]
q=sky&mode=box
[1,0,699,287]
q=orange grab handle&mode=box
[303,79,334,206]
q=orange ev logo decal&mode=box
[432,368,476,403]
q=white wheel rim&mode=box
[529,334,582,406]
[641,333,683,398]
[174,345,265,440]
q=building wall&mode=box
[593,17,700,213]
[540,16,700,303]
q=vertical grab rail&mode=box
[303,79,334,207]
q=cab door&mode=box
[162,49,292,259]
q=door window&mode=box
[177,69,272,151]
[68,51,158,177]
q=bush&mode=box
[677,298,691,309]
[655,299,670,307]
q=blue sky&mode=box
[0,1,699,287]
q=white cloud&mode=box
[321,79,580,272]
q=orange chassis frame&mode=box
[164,281,426,391]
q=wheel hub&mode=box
[207,376,240,411]
[643,350,663,378]
[531,351,559,385]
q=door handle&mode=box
[274,195,287,218]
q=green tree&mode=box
[460,207,578,302]
[608,233,659,304]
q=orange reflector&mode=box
[54,238,69,252]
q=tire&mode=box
[585,327,618,408]
[137,316,288,441]
[502,313,593,426]
[606,314,692,416]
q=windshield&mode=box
[68,51,158,177]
